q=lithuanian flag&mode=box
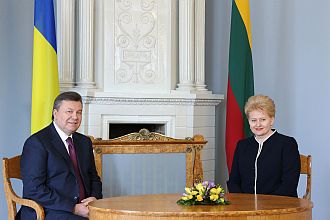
[31,0,60,134]
[225,0,254,173]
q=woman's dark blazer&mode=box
[227,131,300,197]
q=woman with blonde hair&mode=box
[227,95,300,197]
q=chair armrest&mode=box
[12,195,45,220]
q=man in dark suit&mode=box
[17,91,102,220]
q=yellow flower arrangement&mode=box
[177,181,230,205]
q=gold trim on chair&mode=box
[91,129,207,187]
[300,154,312,200]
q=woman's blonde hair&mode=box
[244,95,275,118]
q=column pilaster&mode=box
[194,0,207,91]
[76,0,95,88]
[177,0,195,91]
[57,0,75,88]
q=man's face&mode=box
[53,100,82,135]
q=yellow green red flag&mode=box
[225,0,254,173]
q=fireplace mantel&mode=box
[83,93,223,106]
[56,0,224,182]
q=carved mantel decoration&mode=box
[115,0,158,85]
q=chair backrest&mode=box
[2,155,45,220]
[91,129,207,187]
[300,154,312,200]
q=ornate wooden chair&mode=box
[91,129,207,187]
[2,155,45,220]
[300,154,312,200]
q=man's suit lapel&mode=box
[48,124,75,174]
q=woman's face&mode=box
[248,110,275,140]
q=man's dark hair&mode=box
[52,91,82,119]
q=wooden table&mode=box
[89,193,313,220]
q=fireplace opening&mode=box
[109,123,166,139]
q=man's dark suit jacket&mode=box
[17,123,102,220]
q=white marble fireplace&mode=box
[55,0,223,181]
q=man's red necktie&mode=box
[66,137,85,202]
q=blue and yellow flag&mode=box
[31,0,60,134]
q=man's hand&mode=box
[73,197,97,217]
[73,203,89,218]
[81,196,97,206]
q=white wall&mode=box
[1,0,329,219]
[251,1,330,218]
[206,0,330,219]
[0,0,34,217]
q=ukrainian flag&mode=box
[31,0,60,134]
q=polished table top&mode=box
[89,193,313,218]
